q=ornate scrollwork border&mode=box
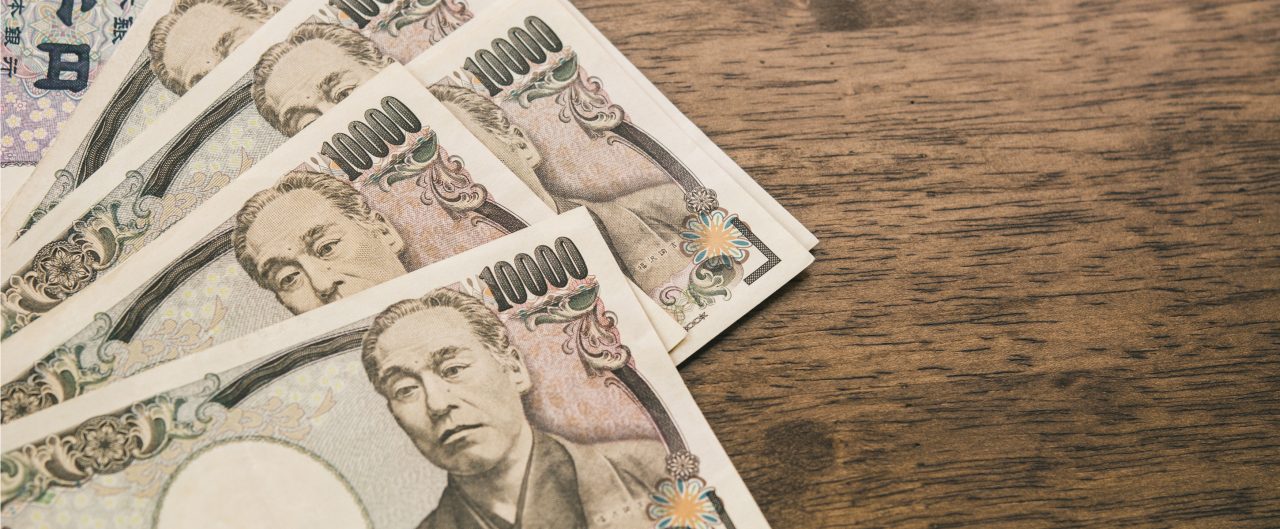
[2,397,202,505]
[499,48,778,324]
[2,193,150,337]
[375,0,472,40]
[2,281,735,526]
[516,280,630,375]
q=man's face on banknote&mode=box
[238,183,408,314]
[150,0,272,94]
[254,24,388,136]
[367,306,532,476]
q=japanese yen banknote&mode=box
[2,207,772,529]
[0,0,497,335]
[1,0,812,362]
[0,0,817,525]
[0,63,685,422]
[407,0,813,361]
[1,0,150,171]
[1,0,284,240]
[1,0,498,245]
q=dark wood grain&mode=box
[574,0,1280,527]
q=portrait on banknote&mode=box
[0,16,450,333]
[0,82,555,422]
[0,6,483,336]
[233,170,410,314]
[252,22,392,136]
[149,0,277,95]
[361,288,667,528]
[407,1,816,363]
[2,225,740,529]
[1,0,292,242]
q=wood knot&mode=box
[764,419,836,472]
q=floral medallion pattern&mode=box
[1,397,202,504]
[684,187,719,215]
[647,477,722,529]
[77,417,137,472]
[0,342,110,424]
[35,242,92,292]
[2,195,150,337]
[0,382,48,421]
[680,208,750,267]
[665,450,700,481]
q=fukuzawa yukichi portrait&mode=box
[360,288,669,529]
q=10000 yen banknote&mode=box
[1,0,150,170]
[1,0,496,336]
[1,0,288,242]
[557,0,817,250]
[2,208,770,529]
[409,0,813,361]
[0,63,581,420]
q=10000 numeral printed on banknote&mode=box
[409,0,813,362]
[0,0,496,336]
[0,64,572,421]
[1,0,495,242]
[2,208,771,529]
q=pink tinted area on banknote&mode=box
[2,0,148,166]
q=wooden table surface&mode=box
[577,0,1280,527]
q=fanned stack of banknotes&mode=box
[0,0,816,526]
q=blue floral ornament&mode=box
[680,209,751,267]
[647,477,721,529]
